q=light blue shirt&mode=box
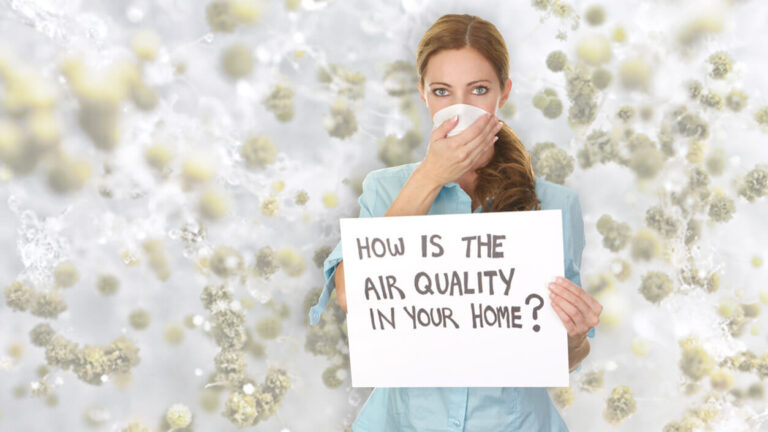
[309,161,595,432]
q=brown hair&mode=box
[416,14,541,212]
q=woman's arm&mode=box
[383,165,445,217]
[335,166,445,312]
[335,260,346,312]
[568,333,590,372]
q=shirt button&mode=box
[450,418,461,426]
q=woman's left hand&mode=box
[547,276,603,348]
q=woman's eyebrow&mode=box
[429,79,491,88]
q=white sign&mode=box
[339,209,568,388]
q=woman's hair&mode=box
[416,13,541,212]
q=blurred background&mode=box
[1,0,767,430]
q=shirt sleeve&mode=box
[308,172,379,326]
[563,191,585,288]
[565,192,596,342]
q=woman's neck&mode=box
[458,170,480,206]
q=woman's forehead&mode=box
[425,49,496,80]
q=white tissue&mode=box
[431,103,491,137]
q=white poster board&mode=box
[339,209,568,388]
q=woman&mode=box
[309,13,603,431]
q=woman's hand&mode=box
[335,260,347,313]
[418,111,503,186]
[547,276,602,364]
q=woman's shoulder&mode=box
[534,176,579,208]
[360,163,421,210]
[364,162,420,186]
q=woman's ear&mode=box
[500,78,512,107]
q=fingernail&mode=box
[493,136,499,143]
[548,283,556,289]
[452,115,458,122]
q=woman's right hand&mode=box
[418,112,503,186]
[335,260,347,313]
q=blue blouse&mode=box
[309,161,595,432]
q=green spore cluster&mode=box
[214,348,247,387]
[546,50,567,72]
[317,63,367,101]
[529,141,575,184]
[679,337,714,381]
[262,84,295,122]
[206,0,259,33]
[39,328,140,386]
[737,165,768,202]
[324,99,358,139]
[96,274,120,296]
[616,105,635,123]
[29,323,56,347]
[596,214,631,252]
[532,88,563,119]
[128,309,151,330]
[591,68,612,90]
[699,91,723,110]
[707,51,733,79]
[707,192,735,223]
[564,63,599,127]
[313,246,332,269]
[630,230,661,261]
[579,369,605,393]
[645,205,680,239]
[252,246,279,279]
[142,238,170,281]
[53,261,79,288]
[378,129,422,167]
[679,264,720,293]
[221,43,254,79]
[577,129,620,168]
[210,246,244,278]
[4,281,67,319]
[222,367,291,427]
[754,106,768,125]
[603,385,637,425]
[549,387,574,409]
[381,60,418,97]
[255,316,282,340]
[584,5,606,26]
[725,89,748,112]
[240,135,277,170]
[639,271,674,304]
[686,80,703,100]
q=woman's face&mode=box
[418,46,512,124]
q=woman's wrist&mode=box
[568,334,590,367]
[385,164,444,217]
[567,332,588,349]
[412,164,445,193]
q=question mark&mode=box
[525,293,544,332]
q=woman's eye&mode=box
[432,86,488,97]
